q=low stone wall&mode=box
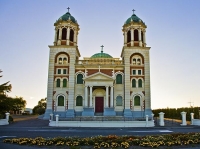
[49,120,155,127]
[0,113,10,125]
[192,119,200,126]
[0,119,9,125]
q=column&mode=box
[143,30,146,47]
[54,29,57,45]
[85,86,88,107]
[139,28,142,47]
[190,113,194,125]
[124,32,127,46]
[106,86,109,107]
[181,111,187,126]
[66,27,70,45]
[74,31,77,46]
[159,112,165,126]
[131,28,134,46]
[58,28,62,45]
[89,86,93,107]
[145,115,149,127]
[110,86,114,107]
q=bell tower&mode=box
[53,7,80,46]
[43,8,81,119]
[121,10,152,117]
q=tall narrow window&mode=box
[132,79,136,88]
[116,96,123,106]
[58,96,64,106]
[57,69,61,74]
[138,70,142,75]
[58,58,62,64]
[127,30,131,43]
[63,58,67,64]
[63,69,67,74]
[76,96,83,106]
[132,70,136,75]
[133,58,136,65]
[70,29,74,42]
[77,74,83,84]
[141,31,144,42]
[57,29,59,40]
[134,29,138,41]
[56,79,60,87]
[116,74,122,84]
[137,59,141,65]
[62,28,67,40]
[138,79,142,87]
[63,79,67,87]
[134,96,140,106]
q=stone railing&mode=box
[76,59,123,65]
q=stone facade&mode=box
[43,10,152,120]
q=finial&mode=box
[132,9,135,14]
[67,7,70,12]
[101,45,104,53]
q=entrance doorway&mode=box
[95,97,104,113]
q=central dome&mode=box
[91,51,112,58]
[125,13,144,25]
[57,12,78,24]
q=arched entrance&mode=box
[93,88,105,113]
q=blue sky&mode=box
[0,0,200,109]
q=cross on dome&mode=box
[101,45,104,53]
[132,9,135,14]
[67,7,70,12]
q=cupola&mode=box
[91,45,112,58]
[53,8,80,46]
[122,10,147,47]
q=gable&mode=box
[83,72,114,81]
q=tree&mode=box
[0,70,12,95]
[0,70,26,114]
[33,98,47,115]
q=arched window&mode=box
[116,74,122,84]
[56,79,60,87]
[57,29,59,40]
[127,30,131,43]
[141,31,143,42]
[134,29,138,41]
[116,96,123,106]
[133,58,136,65]
[137,59,141,65]
[132,79,136,88]
[69,29,74,42]
[63,79,67,87]
[58,58,62,64]
[76,96,83,106]
[63,58,67,64]
[62,28,67,40]
[77,74,83,84]
[58,96,64,106]
[138,79,142,87]
[134,96,140,106]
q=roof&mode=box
[56,12,78,24]
[91,51,113,58]
[125,13,144,25]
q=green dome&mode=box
[125,14,144,25]
[57,12,77,24]
[91,51,112,58]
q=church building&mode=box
[43,9,152,119]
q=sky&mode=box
[0,0,200,109]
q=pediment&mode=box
[83,72,114,81]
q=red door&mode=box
[95,97,104,113]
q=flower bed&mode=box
[3,133,200,148]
